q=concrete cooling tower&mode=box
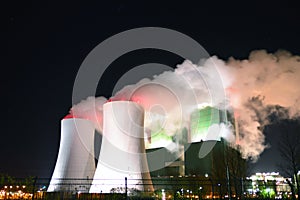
[48,116,96,193]
[90,101,153,193]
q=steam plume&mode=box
[70,96,106,133]
[70,49,300,161]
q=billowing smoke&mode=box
[70,49,300,161]
[70,96,106,133]
[223,50,300,160]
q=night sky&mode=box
[3,1,300,178]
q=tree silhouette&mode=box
[277,119,300,199]
[212,141,247,198]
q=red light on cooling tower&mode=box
[130,96,141,104]
[63,114,75,119]
[106,97,131,103]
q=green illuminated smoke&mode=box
[146,107,223,149]
[190,107,220,142]
[151,130,172,143]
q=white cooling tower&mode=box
[90,101,153,193]
[48,116,96,193]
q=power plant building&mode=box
[190,107,225,142]
[48,103,227,193]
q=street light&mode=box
[199,186,203,200]
[205,174,214,199]
[218,183,222,199]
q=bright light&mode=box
[205,173,208,178]
[162,189,166,200]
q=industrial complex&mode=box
[45,100,293,199]
[48,101,227,193]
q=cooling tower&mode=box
[48,116,96,193]
[90,101,153,193]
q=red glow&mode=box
[106,97,131,103]
[226,86,237,94]
[226,86,240,108]
[234,111,240,118]
[130,96,141,104]
[105,96,146,108]
[63,113,77,119]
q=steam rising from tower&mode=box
[70,50,300,161]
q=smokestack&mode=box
[90,101,153,193]
[234,112,240,145]
[47,116,96,192]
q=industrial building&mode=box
[48,102,229,195]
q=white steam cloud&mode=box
[70,50,300,161]
[70,96,106,133]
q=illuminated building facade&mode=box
[190,107,225,142]
[245,172,291,198]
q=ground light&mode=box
[0,185,32,199]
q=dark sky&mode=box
[3,1,300,178]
